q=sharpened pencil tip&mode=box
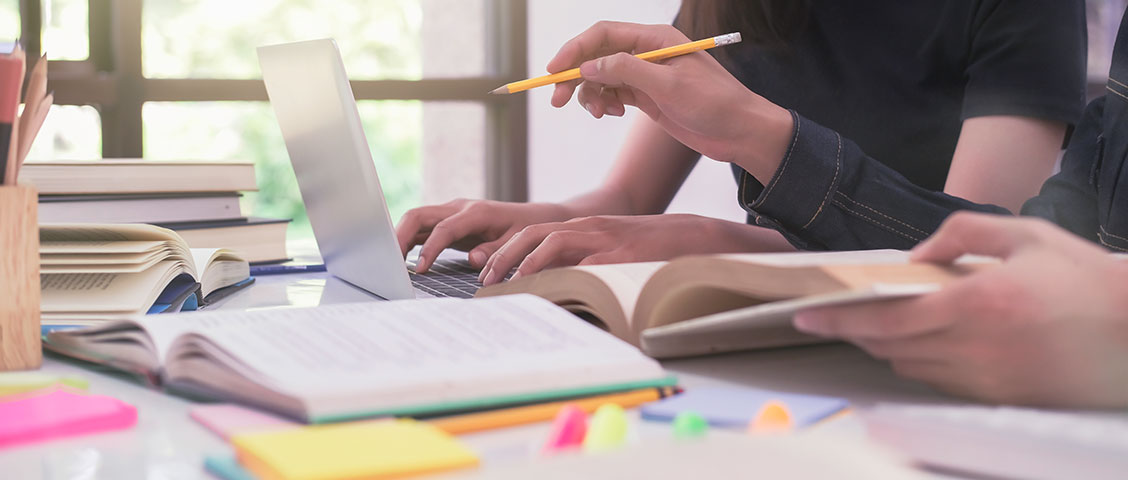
[489,86,509,95]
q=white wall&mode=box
[527,0,746,222]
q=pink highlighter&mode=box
[0,388,137,448]
[542,404,588,454]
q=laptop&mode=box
[257,39,483,300]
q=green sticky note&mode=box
[0,373,88,397]
[672,411,709,439]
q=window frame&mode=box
[18,0,528,201]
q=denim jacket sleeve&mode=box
[1020,96,1104,242]
[738,111,1011,251]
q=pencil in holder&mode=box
[0,185,41,371]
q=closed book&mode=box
[38,193,243,224]
[158,217,290,264]
[19,159,257,194]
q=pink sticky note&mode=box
[542,404,588,454]
[189,404,298,441]
[0,388,137,448]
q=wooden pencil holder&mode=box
[0,185,41,371]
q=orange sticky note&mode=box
[749,400,794,433]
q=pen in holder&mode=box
[0,184,41,371]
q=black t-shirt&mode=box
[678,0,1086,194]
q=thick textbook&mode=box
[19,159,257,194]
[157,217,290,264]
[44,295,673,423]
[40,223,250,326]
[476,250,985,358]
[38,193,244,224]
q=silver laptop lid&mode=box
[257,39,414,300]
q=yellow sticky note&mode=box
[232,419,479,480]
[0,373,88,397]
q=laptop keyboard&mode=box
[406,258,484,299]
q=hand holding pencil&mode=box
[528,22,796,184]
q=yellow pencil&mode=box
[490,32,742,95]
[429,386,678,435]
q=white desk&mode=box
[0,271,968,479]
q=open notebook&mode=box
[45,295,673,423]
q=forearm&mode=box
[944,116,1066,213]
[561,117,699,217]
[741,111,1010,250]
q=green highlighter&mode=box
[583,404,629,452]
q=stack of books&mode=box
[20,159,289,263]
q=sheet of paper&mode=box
[40,261,182,313]
[571,262,664,321]
[718,249,912,266]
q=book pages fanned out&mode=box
[39,224,249,325]
[46,295,671,423]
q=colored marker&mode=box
[0,46,25,185]
[429,386,675,435]
[582,404,628,453]
[541,404,587,454]
[672,410,708,439]
[248,263,327,276]
[749,400,793,433]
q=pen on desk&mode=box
[429,386,678,435]
[490,32,742,95]
[248,263,328,276]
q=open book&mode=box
[476,250,988,358]
[40,224,251,326]
[44,295,673,423]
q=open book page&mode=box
[40,250,174,274]
[716,249,911,266]
[640,284,941,358]
[40,224,183,244]
[564,262,664,324]
[145,295,665,416]
[40,260,187,314]
[190,248,248,296]
[40,240,168,255]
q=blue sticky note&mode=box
[640,387,848,429]
[204,455,259,480]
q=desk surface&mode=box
[1,270,966,479]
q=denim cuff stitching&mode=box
[835,192,931,239]
[801,132,842,230]
[830,198,924,243]
[755,110,802,206]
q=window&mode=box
[17,0,527,240]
